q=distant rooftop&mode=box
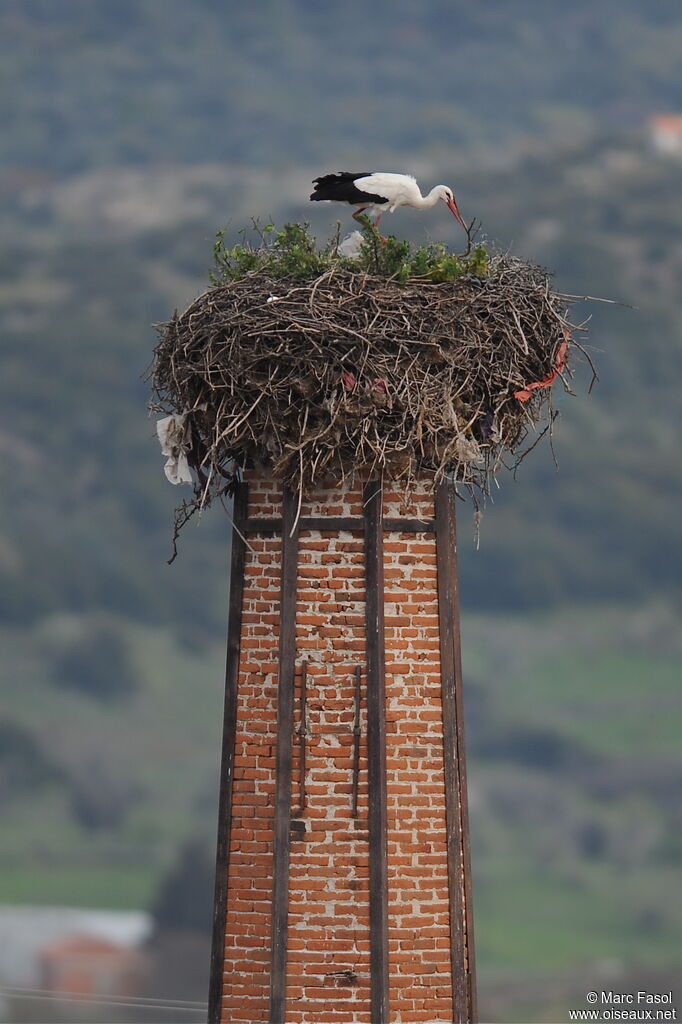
[648,114,682,155]
[649,113,682,131]
[0,905,152,986]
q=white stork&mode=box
[310,171,468,238]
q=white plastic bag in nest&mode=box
[156,414,193,485]
[336,231,364,258]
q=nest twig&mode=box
[150,253,586,549]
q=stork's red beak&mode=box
[446,196,467,232]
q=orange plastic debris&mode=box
[514,333,570,403]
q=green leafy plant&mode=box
[210,220,489,286]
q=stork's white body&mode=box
[343,172,422,214]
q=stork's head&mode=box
[438,186,467,232]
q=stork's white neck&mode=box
[412,185,447,210]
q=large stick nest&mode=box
[150,252,588,535]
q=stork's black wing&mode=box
[310,172,388,205]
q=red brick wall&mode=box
[220,475,456,1024]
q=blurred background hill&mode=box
[0,1,680,1021]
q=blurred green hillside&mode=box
[0,3,680,1021]
[1,604,679,1022]
[2,0,682,171]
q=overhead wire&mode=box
[0,983,207,1015]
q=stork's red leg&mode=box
[352,206,387,245]
[373,214,388,246]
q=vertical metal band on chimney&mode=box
[363,479,390,1024]
[435,479,478,1023]
[269,487,300,1023]
[208,481,248,1024]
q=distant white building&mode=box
[0,905,151,988]
[648,114,682,156]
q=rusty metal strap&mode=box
[243,516,435,535]
[435,479,478,1024]
[208,481,248,1024]
[363,479,390,1024]
[269,487,300,1024]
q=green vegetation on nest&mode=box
[211,220,489,286]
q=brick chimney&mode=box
[208,473,476,1024]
